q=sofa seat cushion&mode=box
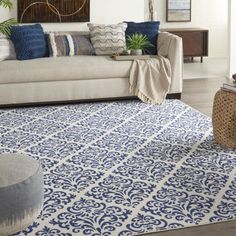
[0,56,132,84]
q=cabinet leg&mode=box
[201,57,203,63]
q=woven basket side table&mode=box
[212,89,236,149]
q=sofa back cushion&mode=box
[0,37,16,61]
[46,31,90,36]
[10,24,48,60]
[125,21,160,55]
[47,33,95,57]
[88,23,127,55]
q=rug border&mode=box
[139,218,236,236]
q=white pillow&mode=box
[0,37,16,61]
[88,23,127,55]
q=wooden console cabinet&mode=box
[161,28,209,63]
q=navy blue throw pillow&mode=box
[10,24,48,60]
[125,21,160,55]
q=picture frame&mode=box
[17,0,90,23]
[166,0,191,22]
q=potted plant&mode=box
[0,0,16,36]
[126,33,154,55]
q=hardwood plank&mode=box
[144,220,236,236]
[181,77,228,117]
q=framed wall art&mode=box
[18,0,90,23]
[166,0,191,22]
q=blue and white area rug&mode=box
[0,100,236,236]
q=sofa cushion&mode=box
[125,21,160,55]
[0,37,16,61]
[88,23,127,55]
[0,56,133,84]
[47,33,95,57]
[46,31,90,36]
[10,24,48,60]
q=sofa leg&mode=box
[166,93,181,100]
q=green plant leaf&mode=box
[0,18,17,36]
[126,33,154,52]
[0,0,13,10]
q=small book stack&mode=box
[222,74,236,93]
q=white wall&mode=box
[90,0,144,24]
[0,0,228,58]
[145,0,228,58]
[228,0,236,78]
[0,0,144,31]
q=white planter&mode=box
[131,49,142,55]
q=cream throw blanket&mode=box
[129,56,171,104]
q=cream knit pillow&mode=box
[88,23,127,55]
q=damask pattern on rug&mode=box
[0,100,236,236]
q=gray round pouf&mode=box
[0,154,43,236]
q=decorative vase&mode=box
[131,49,143,55]
[148,0,154,21]
[147,0,157,21]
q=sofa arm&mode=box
[157,32,183,93]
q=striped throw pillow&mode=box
[88,23,127,55]
[47,33,95,57]
[0,37,16,61]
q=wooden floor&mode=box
[181,76,228,117]
[144,76,236,236]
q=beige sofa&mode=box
[0,32,183,106]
